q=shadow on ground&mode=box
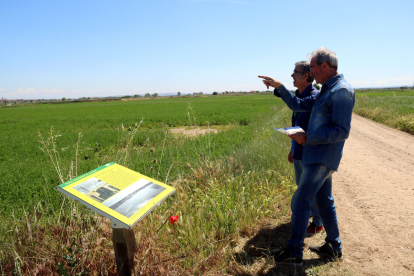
[230,221,336,276]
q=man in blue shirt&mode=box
[288,61,322,235]
[258,47,355,266]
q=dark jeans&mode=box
[288,163,341,258]
[293,159,322,226]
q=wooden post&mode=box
[112,228,137,276]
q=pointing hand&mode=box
[258,76,283,89]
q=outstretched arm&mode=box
[258,75,316,112]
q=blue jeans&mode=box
[293,159,322,227]
[288,163,341,259]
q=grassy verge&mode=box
[0,104,300,274]
[354,89,414,134]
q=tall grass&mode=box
[0,104,297,275]
[354,92,414,134]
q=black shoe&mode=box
[271,248,303,266]
[309,243,342,260]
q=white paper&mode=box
[274,126,304,135]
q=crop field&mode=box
[0,94,280,216]
[354,89,414,134]
[0,94,305,275]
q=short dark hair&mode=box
[295,61,314,83]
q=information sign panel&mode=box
[57,162,175,229]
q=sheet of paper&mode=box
[274,126,305,135]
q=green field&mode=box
[0,94,303,274]
[354,89,414,134]
[0,94,282,217]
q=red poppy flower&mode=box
[169,215,179,224]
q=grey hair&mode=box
[295,61,314,83]
[308,47,338,70]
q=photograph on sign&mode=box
[102,179,165,218]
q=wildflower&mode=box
[169,215,179,225]
[153,158,157,163]
[150,167,154,170]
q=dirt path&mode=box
[334,114,414,275]
[232,114,414,275]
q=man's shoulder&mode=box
[328,78,355,103]
[331,77,354,94]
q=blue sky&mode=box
[1,0,413,99]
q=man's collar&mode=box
[296,84,314,98]
[325,74,343,88]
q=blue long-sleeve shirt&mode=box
[274,74,355,171]
[291,84,319,160]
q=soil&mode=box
[169,127,219,137]
[333,114,414,275]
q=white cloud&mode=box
[0,88,4,92]
[350,75,414,88]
